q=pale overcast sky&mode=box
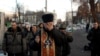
[0,0,80,21]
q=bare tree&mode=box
[16,1,24,23]
[77,2,89,23]
[89,0,97,22]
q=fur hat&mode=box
[42,13,54,23]
[59,24,66,30]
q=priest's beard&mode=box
[43,27,49,33]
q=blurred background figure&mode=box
[38,23,43,29]
[59,24,73,56]
[26,25,39,56]
[86,23,90,33]
[23,24,31,37]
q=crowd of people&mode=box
[2,13,100,56]
[2,13,73,56]
[2,12,100,56]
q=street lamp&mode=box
[45,0,47,13]
[71,0,73,32]
[16,0,21,23]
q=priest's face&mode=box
[43,22,54,30]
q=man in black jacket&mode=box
[87,22,100,56]
[59,24,73,56]
[34,13,65,56]
[2,21,27,56]
[28,25,39,56]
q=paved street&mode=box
[69,29,90,56]
[0,29,91,56]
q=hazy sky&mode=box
[0,0,80,21]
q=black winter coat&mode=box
[2,27,27,54]
[61,32,73,56]
[87,27,100,51]
[28,31,40,51]
[34,28,65,56]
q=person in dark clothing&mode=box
[34,13,65,56]
[38,23,43,29]
[23,24,31,36]
[87,22,100,56]
[86,23,90,33]
[2,21,27,56]
[28,25,39,56]
[59,24,73,56]
[22,24,31,56]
